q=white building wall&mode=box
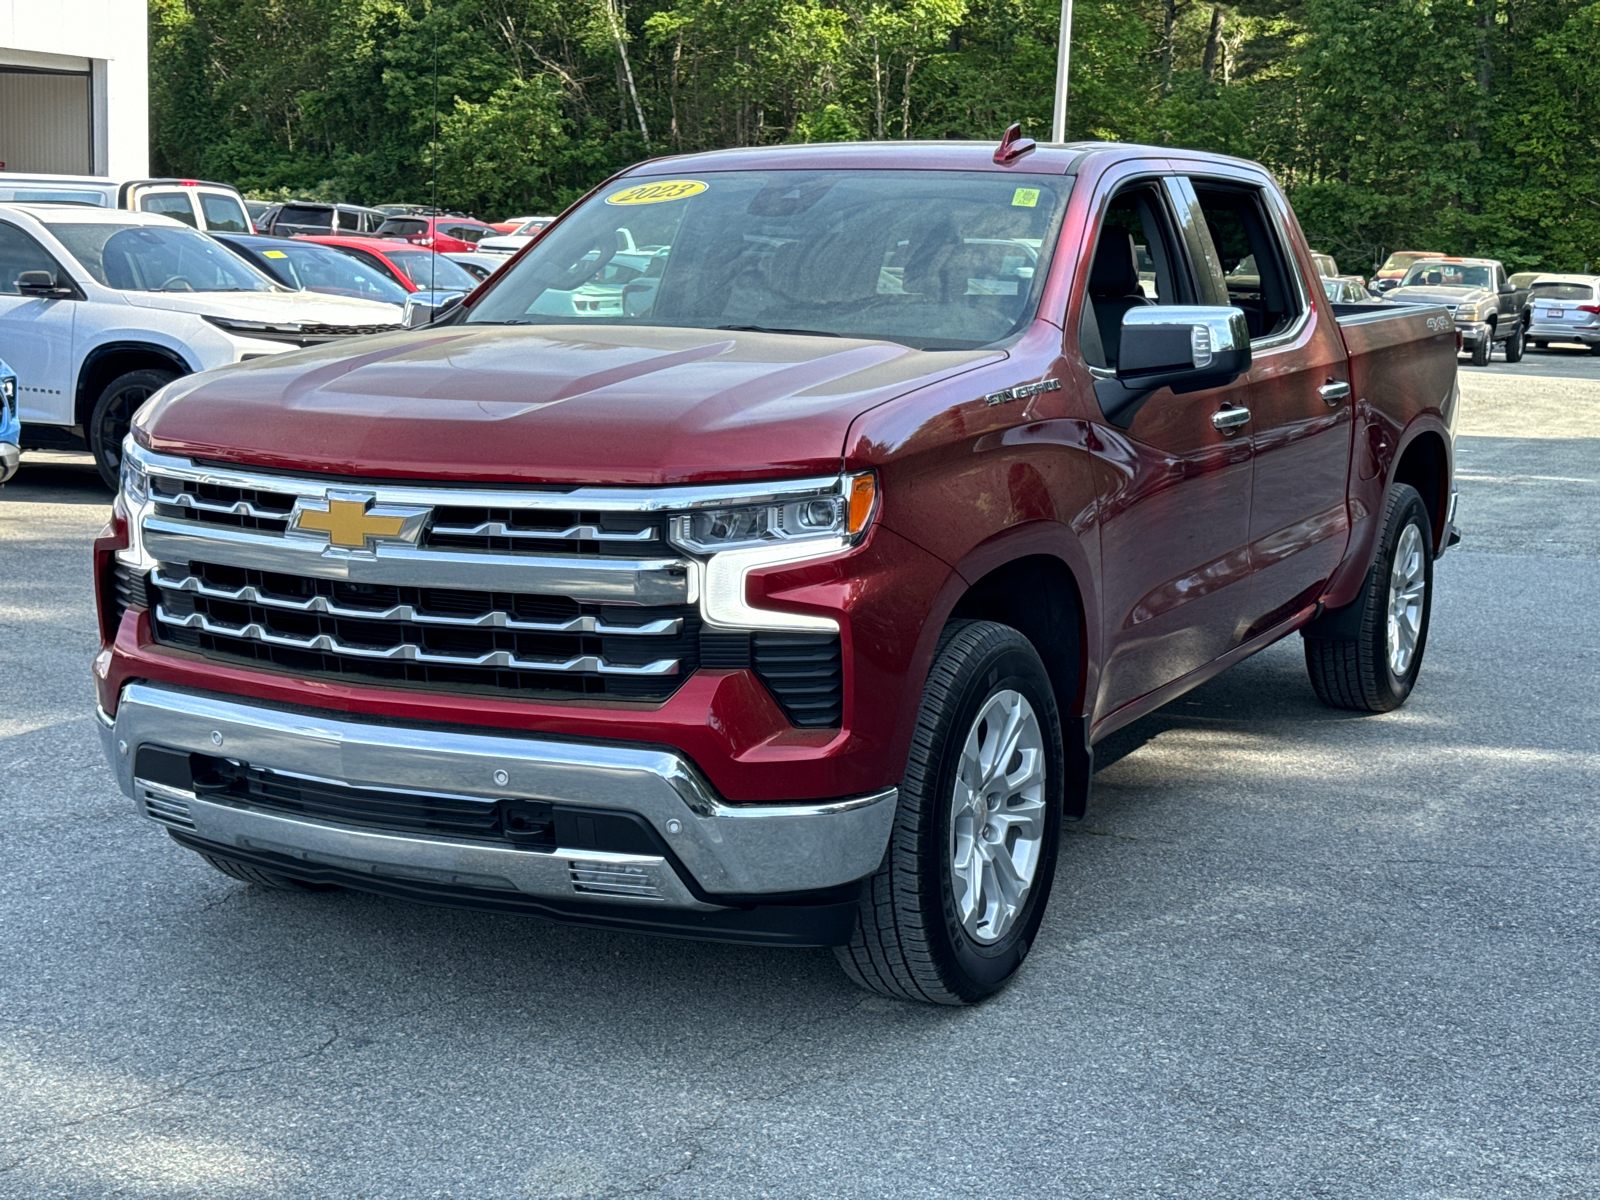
[0,0,148,179]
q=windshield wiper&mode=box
[716,324,843,338]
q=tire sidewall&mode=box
[89,369,175,489]
[922,641,1064,997]
[1373,488,1434,704]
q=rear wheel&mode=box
[1303,483,1433,713]
[88,368,176,489]
[1503,323,1525,363]
[835,621,1063,1005]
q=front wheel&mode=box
[835,621,1064,1005]
[1504,323,1526,363]
[88,368,176,489]
[1469,337,1491,367]
[1303,482,1434,712]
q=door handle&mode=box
[1319,381,1351,406]
[1212,405,1251,432]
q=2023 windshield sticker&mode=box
[605,180,708,206]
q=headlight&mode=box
[669,474,877,554]
[1454,304,1478,320]
[202,314,305,336]
[120,440,149,505]
[675,474,879,633]
[1,372,15,412]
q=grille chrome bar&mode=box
[134,444,841,514]
[429,521,657,543]
[150,568,683,636]
[155,606,681,676]
[143,519,694,605]
[152,490,288,521]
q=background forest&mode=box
[149,0,1600,273]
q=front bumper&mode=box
[100,682,897,946]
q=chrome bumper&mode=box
[99,683,896,910]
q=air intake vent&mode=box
[752,632,843,728]
[569,861,665,900]
[139,784,195,830]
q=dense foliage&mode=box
[150,0,1600,272]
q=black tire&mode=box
[1469,336,1491,367]
[834,620,1064,1005]
[1533,340,1548,350]
[1590,344,1600,357]
[197,850,340,892]
[88,368,176,489]
[1303,482,1434,713]
[1503,323,1525,363]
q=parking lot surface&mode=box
[2,362,1598,1198]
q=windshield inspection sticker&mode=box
[985,379,1061,406]
[1012,188,1041,208]
[606,180,707,206]
[262,250,288,258]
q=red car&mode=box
[293,234,482,295]
[372,214,498,253]
[97,139,1460,1004]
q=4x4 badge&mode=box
[288,491,430,551]
[984,379,1061,407]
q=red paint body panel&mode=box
[100,142,1459,805]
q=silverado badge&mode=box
[288,491,430,551]
[984,378,1062,407]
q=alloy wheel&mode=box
[949,688,1048,944]
[1387,522,1427,676]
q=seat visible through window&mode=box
[1086,231,1153,367]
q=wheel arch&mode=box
[75,342,194,429]
[1391,427,1450,554]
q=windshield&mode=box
[1401,262,1491,289]
[1531,282,1596,301]
[47,222,276,292]
[1381,252,1431,273]
[384,248,479,292]
[254,242,407,303]
[465,170,1071,350]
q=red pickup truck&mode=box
[95,140,1460,1005]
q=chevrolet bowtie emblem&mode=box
[288,491,429,551]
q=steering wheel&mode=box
[159,276,195,291]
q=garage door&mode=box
[0,68,92,175]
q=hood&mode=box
[1386,285,1489,308]
[123,289,404,324]
[136,324,1002,484]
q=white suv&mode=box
[0,204,404,486]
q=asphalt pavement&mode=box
[2,355,1598,1198]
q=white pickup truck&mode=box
[0,204,405,486]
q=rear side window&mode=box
[0,222,62,293]
[278,205,333,230]
[447,224,490,243]
[139,193,197,228]
[198,193,249,233]
[376,219,428,237]
[1190,183,1301,340]
[1531,282,1596,301]
[337,209,360,231]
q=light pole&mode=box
[1051,0,1074,143]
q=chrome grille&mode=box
[139,782,195,830]
[149,560,698,701]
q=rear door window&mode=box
[1189,183,1302,341]
[337,209,360,232]
[278,205,333,231]
[138,192,198,228]
[198,192,249,233]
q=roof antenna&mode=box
[993,123,1036,167]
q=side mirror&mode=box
[402,290,465,328]
[1498,281,1514,296]
[1118,306,1252,393]
[16,270,75,299]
